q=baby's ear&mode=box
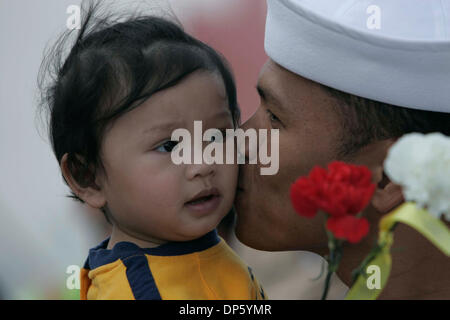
[60,153,106,209]
[371,171,404,215]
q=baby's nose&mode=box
[186,162,215,181]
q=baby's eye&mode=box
[155,140,179,153]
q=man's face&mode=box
[234,59,345,252]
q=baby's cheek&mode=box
[137,173,181,207]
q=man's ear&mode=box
[371,171,404,215]
[60,153,106,209]
[352,139,404,215]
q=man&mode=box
[235,0,450,299]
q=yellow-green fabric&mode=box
[346,202,450,300]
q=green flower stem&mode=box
[321,234,343,300]
[350,222,399,285]
[350,243,383,284]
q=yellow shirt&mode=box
[80,230,267,300]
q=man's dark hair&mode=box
[323,86,450,157]
[38,2,240,211]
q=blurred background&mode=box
[0,0,347,299]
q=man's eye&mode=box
[266,109,280,123]
[155,140,178,153]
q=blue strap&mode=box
[122,255,162,300]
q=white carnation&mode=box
[384,133,450,221]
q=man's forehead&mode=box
[258,59,282,81]
[257,59,323,115]
[257,60,286,100]
[258,59,315,92]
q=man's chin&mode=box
[234,194,289,251]
[234,224,275,251]
[233,191,329,252]
[235,222,328,254]
[233,200,269,250]
[233,214,285,251]
[234,207,329,253]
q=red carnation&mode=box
[326,216,370,243]
[290,161,375,243]
[290,176,320,218]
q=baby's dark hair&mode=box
[38,2,240,207]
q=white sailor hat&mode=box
[265,0,450,112]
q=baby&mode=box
[39,5,265,300]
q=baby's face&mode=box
[97,71,238,243]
